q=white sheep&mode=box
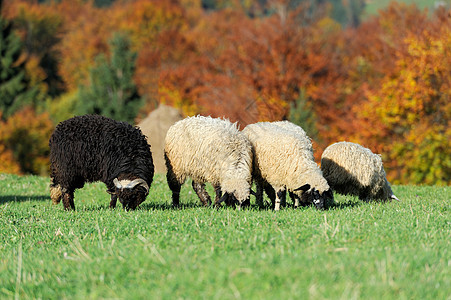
[270,121,316,207]
[242,122,334,210]
[320,141,399,202]
[164,115,253,208]
[272,120,314,158]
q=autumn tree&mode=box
[76,33,143,124]
[12,2,65,97]
[0,107,54,175]
[55,1,112,91]
[288,88,319,142]
[351,7,451,185]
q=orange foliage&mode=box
[351,7,451,184]
[0,108,54,175]
[0,144,21,174]
[159,7,344,127]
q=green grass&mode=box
[363,0,451,17]
[0,173,449,299]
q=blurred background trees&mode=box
[0,0,449,185]
[0,10,38,120]
[76,33,143,124]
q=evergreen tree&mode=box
[328,0,365,27]
[76,33,143,124]
[0,2,38,120]
[288,88,319,141]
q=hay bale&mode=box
[137,105,183,174]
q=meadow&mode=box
[363,0,448,16]
[0,173,449,299]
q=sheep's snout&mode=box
[115,186,148,210]
[217,192,250,209]
[311,188,334,210]
[311,189,325,210]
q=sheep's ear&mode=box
[294,184,310,192]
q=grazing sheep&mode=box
[49,115,154,210]
[270,121,314,207]
[243,122,333,210]
[164,116,253,208]
[320,141,399,202]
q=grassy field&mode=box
[363,0,450,17]
[0,173,449,299]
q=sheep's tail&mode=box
[50,180,63,205]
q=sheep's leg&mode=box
[214,185,222,206]
[264,182,276,209]
[192,181,212,206]
[255,181,264,208]
[166,173,181,207]
[165,154,181,207]
[50,183,63,205]
[109,194,118,208]
[274,189,286,211]
[62,190,75,211]
[280,190,287,208]
[168,180,181,207]
[289,191,300,208]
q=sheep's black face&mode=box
[312,189,334,210]
[116,187,148,210]
[217,192,250,209]
[300,188,334,210]
[311,189,325,210]
[234,194,251,208]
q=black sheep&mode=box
[49,115,154,210]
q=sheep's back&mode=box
[272,121,314,160]
[243,123,316,190]
[165,116,251,186]
[321,142,383,188]
[50,115,153,185]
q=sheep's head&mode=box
[113,178,149,210]
[294,184,334,210]
[217,191,251,209]
[311,188,334,210]
[219,177,252,209]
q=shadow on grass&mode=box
[78,201,263,212]
[137,200,364,212]
[1,195,364,211]
[0,195,50,205]
[328,200,362,210]
[74,201,203,212]
[140,202,216,211]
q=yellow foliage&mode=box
[354,25,451,185]
[158,85,198,117]
[0,144,21,174]
[254,94,288,122]
[46,91,78,124]
[0,107,54,175]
